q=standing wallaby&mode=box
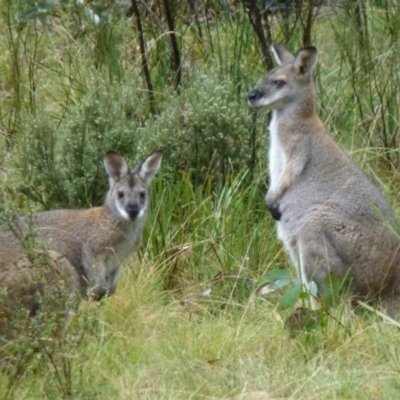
[247,44,400,310]
[0,150,162,319]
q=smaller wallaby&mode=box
[248,44,400,311]
[0,150,162,319]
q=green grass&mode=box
[2,178,400,399]
[6,262,400,399]
[2,1,400,398]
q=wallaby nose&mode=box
[248,89,260,102]
[127,203,140,219]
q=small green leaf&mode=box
[256,269,291,292]
[257,280,284,295]
[308,281,318,296]
[279,278,302,309]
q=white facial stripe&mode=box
[247,99,256,108]
[116,202,131,221]
[137,207,146,219]
[116,202,147,221]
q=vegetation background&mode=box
[1,0,400,398]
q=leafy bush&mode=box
[11,75,145,208]
[137,71,258,186]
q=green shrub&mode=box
[137,70,258,186]
[12,75,146,208]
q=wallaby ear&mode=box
[136,151,163,185]
[293,46,318,77]
[104,151,129,185]
[271,44,295,65]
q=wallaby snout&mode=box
[0,150,163,325]
[249,43,400,312]
[127,202,141,219]
[247,88,263,103]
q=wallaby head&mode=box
[248,44,318,114]
[104,151,163,222]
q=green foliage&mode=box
[0,220,99,399]
[321,272,345,308]
[1,300,101,399]
[143,169,274,290]
[256,265,292,293]
[320,1,400,170]
[279,278,303,309]
[255,269,350,338]
[284,307,326,339]
[137,73,257,185]
[12,81,143,208]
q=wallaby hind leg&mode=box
[296,215,360,306]
[297,211,399,308]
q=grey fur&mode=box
[248,44,400,311]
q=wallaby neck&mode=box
[273,99,317,122]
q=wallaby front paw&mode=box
[265,192,281,221]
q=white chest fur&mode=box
[268,112,287,192]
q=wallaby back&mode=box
[248,44,400,311]
[0,151,162,320]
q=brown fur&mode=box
[0,151,162,326]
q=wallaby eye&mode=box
[274,80,285,88]
[139,191,146,200]
[117,191,124,199]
